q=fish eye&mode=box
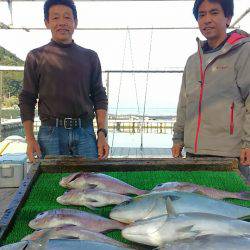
[156,183,163,187]
[120,200,131,206]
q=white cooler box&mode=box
[0,153,28,188]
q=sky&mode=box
[0,0,249,115]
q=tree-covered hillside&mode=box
[0,46,24,107]
[0,46,24,66]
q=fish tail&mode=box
[237,191,250,201]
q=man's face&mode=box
[45,4,77,44]
[197,0,231,45]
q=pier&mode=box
[28,118,175,133]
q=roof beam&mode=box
[5,0,194,2]
[0,66,184,73]
[0,26,202,31]
[0,66,24,71]
[0,25,239,32]
[231,7,250,27]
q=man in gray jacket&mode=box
[172,0,250,167]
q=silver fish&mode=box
[0,241,43,250]
[152,181,250,200]
[57,189,131,209]
[0,241,29,250]
[22,225,129,248]
[121,199,250,246]
[59,172,147,195]
[29,209,125,231]
[110,191,250,223]
[158,235,250,250]
[46,239,134,250]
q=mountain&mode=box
[0,46,24,105]
[0,46,24,66]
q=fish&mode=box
[152,181,250,200]
[22,225,130,248]
[0,240,43,250]
[0,241,29,250]
[121,198,250,246]
[59,172,147,195]
[29,209,125,231]
[56,189,131,209]
[110,191,250,223]
[46,239,134,250]
[158,235,250,250]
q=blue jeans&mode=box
[38,124,98,159]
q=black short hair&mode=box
[44,0,77,20]
[193,0,234,20]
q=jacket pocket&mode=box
[230,102,234,135]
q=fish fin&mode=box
[166,197,177,217]
[177,225,200,237]
[193,190,206,196]
[177,225,194,233]
[152,247,161,250]
[179,184,198,192]
[238,192,250,201]
[163,194,180,201]
[84,197,100,209]
[238,215,250,221]
[23,242,30,250]
[84,203,97,210]
[60,235,80,240]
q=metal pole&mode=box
[106,72,110,99]
[105,72,110,144]
[230,8,250,27]
[0,71,3,141]
[0,26,204,31]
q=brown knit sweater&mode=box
[19,40,108,122]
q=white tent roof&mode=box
[0,0,249,115]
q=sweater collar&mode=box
[50,39,75,48]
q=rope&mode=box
[110,29,128,156]
[128,29,140,116]
[140,28,154,149]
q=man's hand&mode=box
[97,133,109,159]
[240,148,250,166]
[172,144,183,158]
[26,138,41,163]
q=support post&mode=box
[0,71,3,141]
[105,72,110,143]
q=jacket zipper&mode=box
[194,47,206,153]
[230,102,234,135]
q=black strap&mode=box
[41,117,89,129]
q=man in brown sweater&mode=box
[19,0,109,162]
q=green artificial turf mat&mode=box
[1,169,250,246]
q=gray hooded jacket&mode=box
[173,30,250,157]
